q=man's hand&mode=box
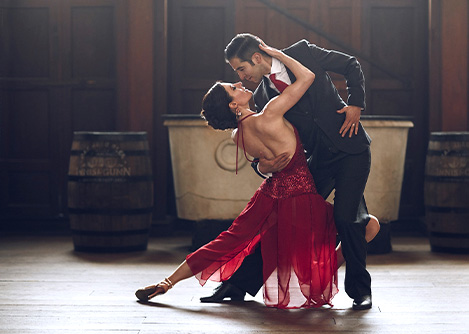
[337,105,362,138]
[258,152,290,174]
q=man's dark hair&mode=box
[224,33,269,64]
[201,82,238,130]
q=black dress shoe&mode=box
[353,295,372,310]
[200,282,246,303]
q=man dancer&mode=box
[201,33,373,310]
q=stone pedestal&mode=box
[164,115,262,221]
[361,118,414,216]
[164,115,414,254]
[327,117,414,253]
[362,116,414,253]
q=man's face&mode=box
[228,56,266,84]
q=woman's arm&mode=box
[259,43,315,117]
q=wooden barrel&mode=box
[424,132,469,253]
[68,132,153,252]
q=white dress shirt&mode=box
[265,57,292,93]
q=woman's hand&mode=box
[259,42,284,60]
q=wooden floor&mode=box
[0,232,468,334]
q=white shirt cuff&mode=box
[257,164,272,178]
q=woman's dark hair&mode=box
[224,33,268,63]
[201,82,238,130]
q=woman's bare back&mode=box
[232,112,297,164]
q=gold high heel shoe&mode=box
[135,277,174,301]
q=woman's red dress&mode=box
[185,125,338,309]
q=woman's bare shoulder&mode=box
[231,128,238,142]
[255,111,285,130]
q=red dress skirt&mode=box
[186,127,338,309]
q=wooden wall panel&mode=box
[321,0,362,97]
[366,4,417,117]
[7,90,50,159]
[0,1,60,219]
[326,0,362,49]
[235,0,321,50]
[363,1,428,217]
[168,0,235,115]
[370,7,413,79]
[1,7,50,78]
[64,2,118,133]
[71,90,116,131]
[8,171,51,207]
[1,0,158,226]
[282,1,318,49]
[428,0,442,133]
[440,0,468,131]
[152,0,169,220]
[126,0,153,136]
[181,9,226,78]
[429,0,469,132]
[370,91,413,117]
[0,0,126,225]
[62,0,121,84]
[70,7,115,78]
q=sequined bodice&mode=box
[259,127,317,199]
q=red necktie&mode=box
[269,73,288,93]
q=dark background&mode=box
[1,0,468,233]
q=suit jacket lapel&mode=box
[285,68,315,116]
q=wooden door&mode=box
[168,0,236,116]
[359,0,428,217]
[0,0,125,224]
[0,0,61,220]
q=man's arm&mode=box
[251,152,290,178]
[306,42,365,137]
[307,43,365,109]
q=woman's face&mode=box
[222,82,252,107]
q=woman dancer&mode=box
[136,42,379,309]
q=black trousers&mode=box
[226,143,372,300]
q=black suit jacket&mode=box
[253,40,371,156]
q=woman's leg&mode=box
[136,260,194,301]
[336,215,380,268]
